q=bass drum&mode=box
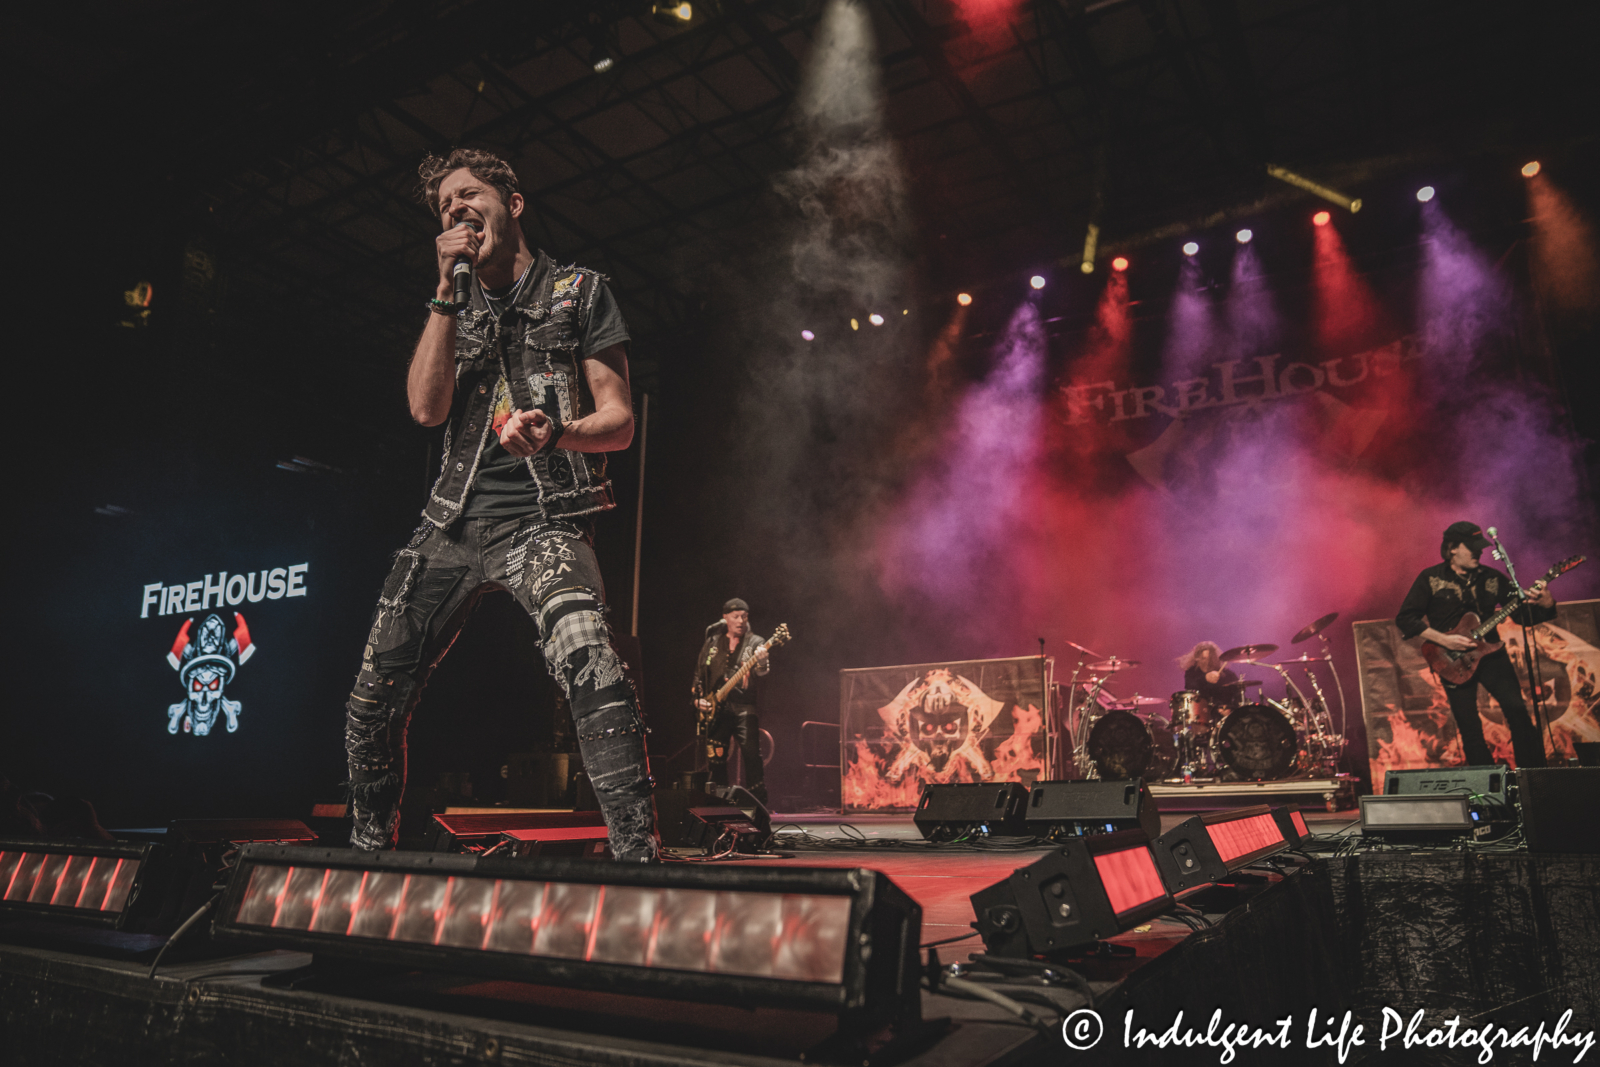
[1087,710,1175,781]
[1210,704,1299,780]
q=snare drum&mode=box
[1087,710,1175,780]
[1210,703,1299,780]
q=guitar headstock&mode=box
[1550,555,1586,578]
[767,623,792,649]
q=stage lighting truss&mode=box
[214,845,921,1036]
[970,829,1173,958]
[1152,805,1291,893]
[0,839,158,929]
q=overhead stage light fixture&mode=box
[213,846,922,1054]
[1267,164,1361,213]
[801,330,815,341]
[849,318,859,331]
[868,313,884,325]
[1416,186,1435,203]
[1182,242,1199,256]
[1312,211,1331,227]
[1235,229,1253,244]
[652,2,692,23]
[956,293,973,306]
[590,46,615,74]
[1111,257,1129,272]
[1029,276,1046,290]
[1521,161,1541,178]
[1081,222,1100,274]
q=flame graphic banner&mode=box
[1354,599,1600,783]
[840,656,1050,813]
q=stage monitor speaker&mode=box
[1517,768,1600,854]
[681,806,771,853]
[1384,764,1512,819]
[913,782,1028,841]
[424,811,606,853]
[1023,779,1160,841]
[498,827,610,859]
[653,786,721,848]
[970,829,1173,958]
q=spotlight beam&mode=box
[1267,164,1361,213]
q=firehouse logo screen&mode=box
[138,565,309,737]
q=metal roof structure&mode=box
[18,0,1592,444]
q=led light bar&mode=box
[0,839,157,929]
[971,829,1173,957]
[1359,795,1474,842]
[1270,805,1311,848]
[1153,805,1290,893]
[213,845,920,1036]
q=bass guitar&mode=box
[697,624,791,738]
[1421,555,1584,685]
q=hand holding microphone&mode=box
[435,220,482,305]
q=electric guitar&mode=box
[697,624,791,737]
[1421,556,1584,685]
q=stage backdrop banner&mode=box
[839,656,1049,814]
[1354,600,1600,783]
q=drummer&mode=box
[1176,641,1242,708]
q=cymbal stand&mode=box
[1073,671,1113,781]
[1061,655,1087,779]
[1315,632,1350,746]
[1296,664,1342,774]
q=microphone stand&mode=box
[1487,529,1552,756]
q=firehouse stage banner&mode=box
[839,656,1050,813]
[1355,600,1600,782]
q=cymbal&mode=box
[1088,658,1140,672]
[1278,653,1333,663]
[1064,640,1104,658]
[1113,695,1166,706]
[1219,643,1278,663]
[1239,679,1264,686]
[1291,612,1339,644]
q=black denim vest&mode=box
[422,250,616,527]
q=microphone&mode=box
[705,619,728,638]
[1486,527,1498,538]
[452,220,481,306]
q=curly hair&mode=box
[1175,641,1221,671]
[417,148,520,213]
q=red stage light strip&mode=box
[1092,845,1167,918]
[1290,811,1309,838]
[232,864,854,983]
[1207,813,1285,865]
[0,851,139,913]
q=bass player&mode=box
[1396,521,1554,768]
[693,598,772,802]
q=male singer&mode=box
[342,148,656,859]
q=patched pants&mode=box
[344,516,656,859]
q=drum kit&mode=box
[1061,612,1349,783]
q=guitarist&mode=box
[1396,521,1555,768]
[693,598,772,803]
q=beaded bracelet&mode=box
[426,297,458,316]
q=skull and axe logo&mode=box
[166,612,256,735]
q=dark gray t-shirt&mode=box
[463,277,629,519]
